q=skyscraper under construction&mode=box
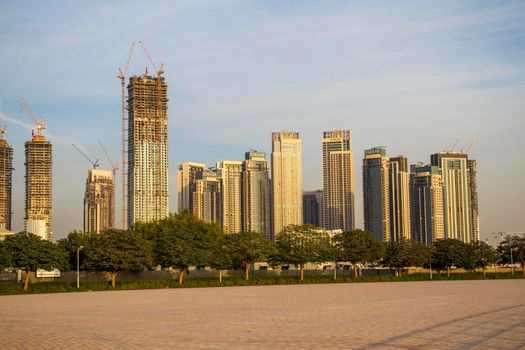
[84,169,114,233]
[0,128,13,231]
[25,130,52,240]
[127,73,169,226]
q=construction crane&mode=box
[118,41,135,230]
[97,139,118,229]
[20,98,46,137]
[72,144,99,169]
[447,134,462,153]
[463,134,478,154]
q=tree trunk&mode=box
[219,269,222,283]
[352,263,358,278]
[483,266,486,278]
[333,264,337,281]
[244,264,250,281]
[110,273,117,288]
[178,270,185,284]
[23,270,29,291]
[447,267,450,278]
[300,264,304,281]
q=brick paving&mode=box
[0,280,524,349]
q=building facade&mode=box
[388,156,411,241]
[467,159,480,243]
[362,147,390,242]
[84,169,114,234]
[217,160,243,234]
[25,132,52,240]
[430,153,474,242]
[271,131,303,236]
[177,162,206,213]
[193,170,222,225]
[242,151,271,238]
[409,164,445,245]
[321,130,355,231]
[0,133,13,231]
[303,190,323,228]
[127,74,169,226]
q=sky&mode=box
[0,0,524,242]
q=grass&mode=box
[0,271,522,295]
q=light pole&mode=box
[510,247,515,276]
[77,246,84,288]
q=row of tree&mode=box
[1,211,524,290]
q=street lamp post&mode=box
[510,248,515,276]
[77,246,84,288]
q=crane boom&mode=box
[138,41,160,74]
[118,42,136,79]
[448,134,462,153]
[464,134,478,154]
[97,139,119,171]
[20,98,46,136]
[72,144,99,169]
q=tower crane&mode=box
[97,139,118,229]
[20,98,46,137]
[463,134,478,154]
[0,124,6,140]
[72,144,99,169]
[118,41,135,230]
[447,134,462,153]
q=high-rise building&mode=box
[177,162,206,213]
[25,131,52,240]
[303,190,323,228]
[127,74,169,225]
[409,163,444,245]
[84,169,114,234]
[271,131,303,236]
[467,159,480,243]
[242,151,271,238]
[362,147,390,242]
[217,160,243,234]
[0,130,13,231]
[322,130,355,231]
[389,156,411,241]
[431,152,474,242]
[193,169,222,225]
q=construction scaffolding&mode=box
[0,127,13,231]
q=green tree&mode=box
[56,230,93,271]
[498,235,525,275]
[470,241,499,277]
[208,232,232,283]
[83,229,152,287]
[4,232,68,290]
[383,239,428,276]
[335,229,385,278]
[272,225,329,281]
[432,239,467,277]
[0,240,12,271]
[228,231,276,281]
[151,212,221,284]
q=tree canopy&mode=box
[83,229,152,287]
[335,229,384,277]
[498,235,525,274]
[383,239,429,276]
[228,231,276,280]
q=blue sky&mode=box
[1,0,524,241]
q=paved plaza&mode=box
[1,280,524,349]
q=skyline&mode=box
[1,1,524,239]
